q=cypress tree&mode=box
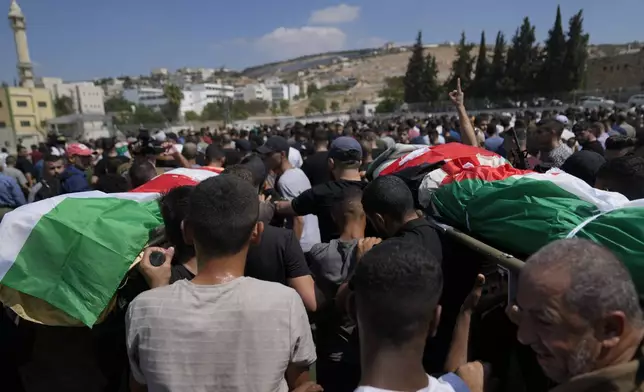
[424,53,441,102]
[472,31,490,98]
[445,32,475,92]
[490,31,508,97]
[562,10,590,91]
[404,31,428,103]
[540,6,567,95]
[506,17,540,95]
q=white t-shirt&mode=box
[354,374,467,392]
[277,168,321,252]
[289,147,303,168]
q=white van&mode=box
[627,94,644,107]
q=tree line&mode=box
[379,6,589,111]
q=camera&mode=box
[131,128,166,156]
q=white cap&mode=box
[556,114,569,125]
[153,131,167,142]
[561,129,575,141]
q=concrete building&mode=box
[267,84,301,101]
[234,84,272,102]
[100,78,125,98]
[54,82,105,114]
[151,68,169,77]
[0,1,54,147]
[186,83,234,114]
[586,49,644,91]
[123,87,168,109]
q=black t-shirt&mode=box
[292,179,368,242]
[245,225,311,285]
[16,156,34,177]
[391,217,443,262]
[94,155,131,176]
[301,151,330,186]
[582,140,605,156]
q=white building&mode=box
[123,87,168,109]
[234,84,272,102]
[151,68,169,77]
[124,83,235,116]
[185,83,234,114]
[37,78,105,114]
[102,78,124,98]
[267,83,301,101]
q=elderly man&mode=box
[511,238,644,391]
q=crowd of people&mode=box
[1,82,644,392]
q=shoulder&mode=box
[242,277,300,303]
[129,281,183,311]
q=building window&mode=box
[38,101,47,108]
[20,120,31,127]
[0,121,6,128]
[16,100,28,107]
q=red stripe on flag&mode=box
[439,164,533,186]
[131,174,200,193]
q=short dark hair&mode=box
[332,186,364,229]
[596,156,644,200]
[538,119,565,138]
[44,154,64,163]
[222,165,254,184]
[362,175,415,221]
[5,155,16,166]
[205,144,225,163]
[159,186,195,263]
[240,154,268,190]
[351,239,443,345]
[186,175,259,257]
[129,160,157,189]
[313,128,329,144]
[606,135,637,151]
[95,174,131,193]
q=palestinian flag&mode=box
[429,165,644,293]
[132,167,221,193]
[0,167,218,327]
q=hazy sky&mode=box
[1,0,643,81]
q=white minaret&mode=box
[8,0,34,88]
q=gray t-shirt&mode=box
[278,168,321,252]
[3,167,27,187]
[126,277,316,392]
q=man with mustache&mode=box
[509,238,644,392]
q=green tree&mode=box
[131,105,165,124]
[404,31,428,103]
[308,96,327,114]
[184,111,200,121]
[490,32,509,97]
[104,96,134,112]
[271,101,279,115]
[307,83,319,97]
[246,100,269,115]
[540,6,567,95]
[121,76,134,89]
[444,32,475,93]
[377,76,405,113]
[506,17,540,95]
[279,99,290,114]
[562,10,589,92]
[471,31,490,98]
[162,84,184,122]
[330,100,340,112]
[54,96,74,117]
[423,54,442,102]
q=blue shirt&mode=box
[448,130,462,142]
[484,135,505,155]
[0,173,26,207]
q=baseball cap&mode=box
[329,136,362,163]
[235,139,252,153]
[256,136,290,155]
[66,143,93,157]
[555,114,569,125]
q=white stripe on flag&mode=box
[511,170,630,212]
[0,191,157,281]
[157,168,218,182]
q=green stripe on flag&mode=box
[432,176,600,258]
[1,197,162,327]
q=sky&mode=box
[1,0,643,82]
